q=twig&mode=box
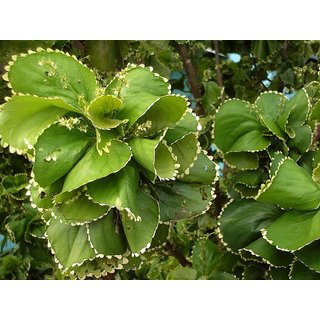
[165,242,192,267]
[176,43,204,116]
[213,40,223,89]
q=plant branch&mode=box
[176,43,204,116]
[165,242,192,267]
[213,40,223,88]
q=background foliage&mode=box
[1,40,319,279]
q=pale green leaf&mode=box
[129,136,176,181]
[0,95,76,151]
[133,95,188,136]
[62,140,132,192]
[256,158,320,210]
[107,66,169,126]
[7,51,98,106]
[87,95,128,130]
[164,112,198,144]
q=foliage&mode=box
[1,40,320,280]
[0,48,216,279]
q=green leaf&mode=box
[164,112,198,144]
[53,194,109,224]
[7,50,98,106]
[85,40,129,72]
[156,182,213,222]
[0,95,76,151]
[218,199,282,251]
[178,152,217,185]
[120,189,159,253]
[255,92,286,139]
[277,89,309,134]
[62,140,132,192]
[214,99,270,153]
[87,95,128,130]
[287,125,312,154]
[201,81,222,113]
[107,66,170,126]
[289,260,320,280]
[88,210,127,255]
[263,209,320,251]
[224,152,259,170]
[129,136,176,181]
[86,164,140,217]
[134,95,188,137]
[33,124,91,188]
[1,173,28,194]
[170,133,199,176]
[242,237,293,267]
[46,218,95,269]
[256,158,320,210]
[170,267,197,280]
[295,239,320,272]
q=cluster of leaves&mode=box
[0,48,217,279]
[214,80,320,279]
[1,40,320,280]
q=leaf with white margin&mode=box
[287,125,312,154]
[129,135,176,181]
[295,239,320,272]
[218,199,282,252]
[178,152,217,185]
[6,50,98,106]
[256,158,320,210]
[170,133,200,176]
[107,66,170,126]
[133,95,188,137]
[46,218,95,270]
[0,95,77,152]
[214,99,271,153]
[88,210,127,255]
[62,140,132,193]
[289,259,320,280]
[86,164,139,216]
[156,182,213,222]
[120,189,159,254]
[241,237,293,267]
[277,89,309,135]
[164,111,198,144]
[87,95,128,130]
[53,193,109,224]
[262,209,320,251]
[224,152,259,170]
[255,92,286,139]
[33,124,91,188]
